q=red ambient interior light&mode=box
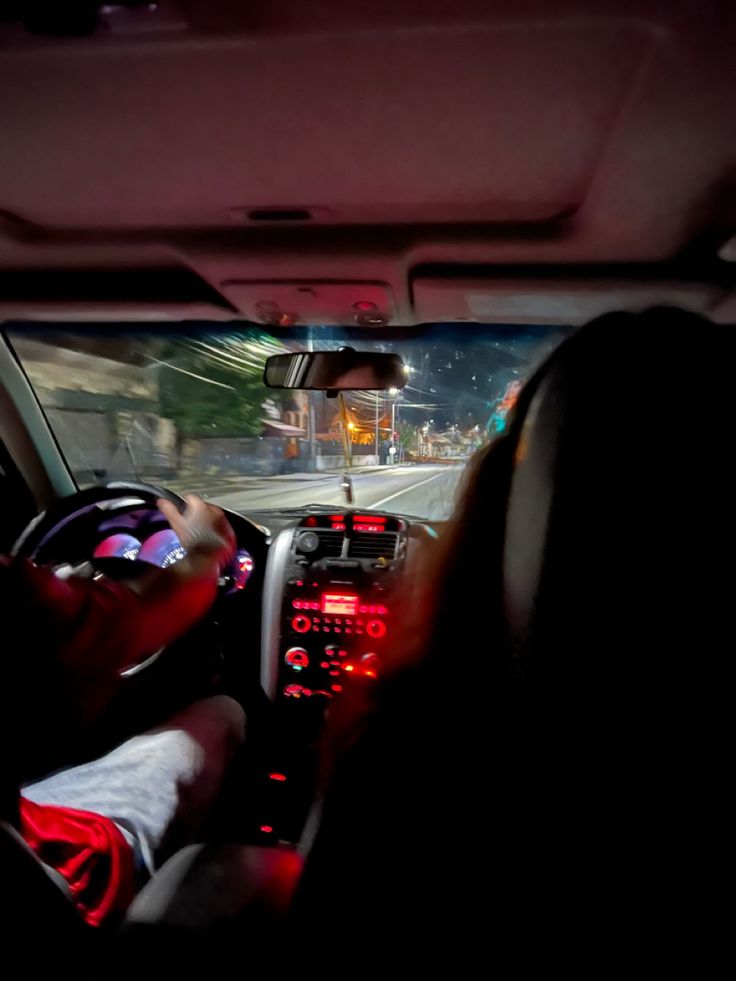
[353,515,387,533]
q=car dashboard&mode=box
[38,495,434,843]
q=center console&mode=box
[258,510,408,839]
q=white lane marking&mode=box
[369,468,452,508]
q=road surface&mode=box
[171,464,466,521]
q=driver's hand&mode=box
[157,495,236,569]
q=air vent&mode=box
[315,529,344,556]
[295,528,344,558]
[348,532,398,560]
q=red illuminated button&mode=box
[377,606,388,615]
[285,647,309,669]
[366,620,386,639]
[292,615,311,634]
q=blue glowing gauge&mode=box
[231,549,255,591]
[161,544,187,567]
[138,529,186,568]
[94,534,142,561]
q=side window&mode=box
[0,440,36,553]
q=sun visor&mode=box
[412,277,725,325]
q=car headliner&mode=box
[0,0,734,325]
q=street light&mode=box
[346,420,356,457]
[373,393,380,466]
[389,389,400,463]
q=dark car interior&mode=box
[1,0,734,966]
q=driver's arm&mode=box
[129,494,235,653]
[3,496,234,727]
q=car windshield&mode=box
[7,323,570,522]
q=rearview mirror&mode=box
[264,349,407,391]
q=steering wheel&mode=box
[13,481,186,564]
[13,482,191,678]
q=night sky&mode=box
[324,324,572,433]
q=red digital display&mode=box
[331,522,346,531]
[354,523,383,533]
[321,593,358,615]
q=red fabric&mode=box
[0,556,216,919]
[19,797,135,927]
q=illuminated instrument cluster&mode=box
[230,549,256,592]
[94,529,255,592]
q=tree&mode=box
[158,341,269,441]
[397,420,415,450]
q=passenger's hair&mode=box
[298,307,733,967]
